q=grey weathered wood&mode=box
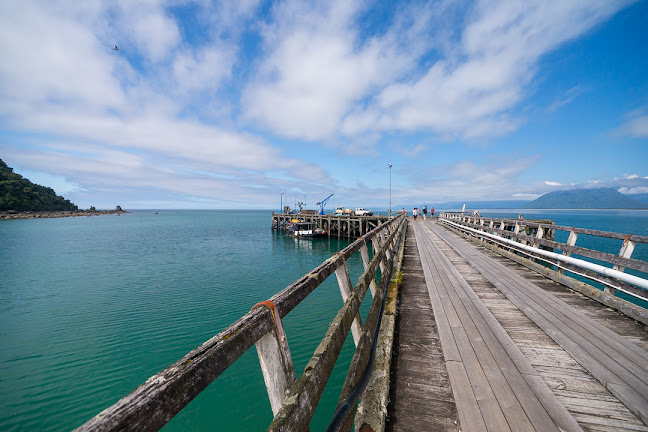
[268,216,406,431]
[431,221,648,426]
[433,222,648,432]
[452,219,648,274]
[415,223,582,431]
[335,258,364,346]
[609,236,637,295]
[255,307,296,416]
[77,214,406,432]
[359,242,378,297]
[354,221,406,432]
[75,306,277,432]
[385,223,460,432]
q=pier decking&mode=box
[387,219,648,431]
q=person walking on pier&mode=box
[413,207,418,221]
[422,205,427,221]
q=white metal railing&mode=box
[438,213,648,301]
[441,218,648,295]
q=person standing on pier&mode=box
[422,206,427,221]
[413,208,418,221]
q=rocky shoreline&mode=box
[0,209,130,220]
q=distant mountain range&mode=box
[523,188,648,209]
[428,188,648,210]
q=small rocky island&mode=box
[0,158,129,220]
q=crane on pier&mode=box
[316,194,334,215]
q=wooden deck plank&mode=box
[427,225,648,432]
[413,223,581,431]
[429,221,648,426]
[386,223,459,432]
[417,223,581,432]
[474,252,648,403]
[482,258,648,377]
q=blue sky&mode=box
[1,0,647,210]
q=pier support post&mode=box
[334,256,364,346]
[559,229,578,274]
[360,241,378,298]
[608,236,636,296]
[253,301,296,415]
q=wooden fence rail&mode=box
[438,213,648,324]
[75,214,406,432]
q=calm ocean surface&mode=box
[1,209,647,431]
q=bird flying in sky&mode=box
[113,45,118,51]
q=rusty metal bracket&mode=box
[253,300,288,347]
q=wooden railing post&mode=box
[334,256,364,346]
[534,225,545,249]
[559,229,578,274]
[359,241,377,298]
[253,301,296,416]
[372,235,387,275]
[607,235,636,295]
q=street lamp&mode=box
[280,192,284,214]
[388,163,392,218]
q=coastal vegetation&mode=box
[0,159,78,211]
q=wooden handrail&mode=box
[439,213,648,274]
[438,214,648,301]
[268,215,406,431]
[75,213,406,432]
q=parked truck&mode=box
[354,208,373,216]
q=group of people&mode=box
[403,205,435,221]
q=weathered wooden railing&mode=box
[76,213,406,432]
[438,213,648,324]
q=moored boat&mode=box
[288,221,326,238]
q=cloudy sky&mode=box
[1,0,647,210]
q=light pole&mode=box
[280,192,284,214]
[388,163,392,218]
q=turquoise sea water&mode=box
[0,210,373,431]
[1,209,646,431]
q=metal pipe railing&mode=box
[440,218,648,293]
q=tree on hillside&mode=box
[0,159,79,212]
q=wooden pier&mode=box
[388,219,648,431]
[272,212,390,239]
[75,213,648,432]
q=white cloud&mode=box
[115,2,181,63]
[342,0,630,140]
[618,186,648,194]
[548,85,586,111]
[545,181,562,186]
[172,45,235,93]
[397,157,537,202]
[0,0,337,209]
[513,193,541,200]
[616,114,648,138]
[0,1,124,112]
[242,0,424,142]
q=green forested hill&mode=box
[523,188,648,209]
[0,159,78,211]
